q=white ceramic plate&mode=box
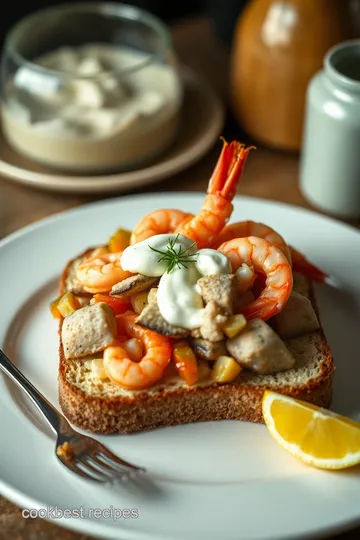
[1,193,360,540]
[0,70,224,195]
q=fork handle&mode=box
[0,349,69,435]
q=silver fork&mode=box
[0,349,146,483]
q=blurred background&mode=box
[1,0,360,217]
[0,0,249,49]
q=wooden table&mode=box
[0,16,359,540]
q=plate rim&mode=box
[1,192,359,252]
[1,475,360,540]
[1,192,360,540]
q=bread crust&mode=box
[58,248,334,434]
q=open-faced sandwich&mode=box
[51,140,334,434]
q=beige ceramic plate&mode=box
[0,69,225,195]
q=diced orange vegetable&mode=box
[162,361,178,380]
[93,294,131,315]
[58,292,81,317]
[50,292,81,318]
[50,297,62,319]
[108,228,132,253]
[173,341,198,386]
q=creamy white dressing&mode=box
[121,234,196,277]
[157,264,205,328]
[121,234,231,329]
[195,248,231,276]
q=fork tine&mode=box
[57,456,107,483]
[76,458,112,483]
[96,446,145,473]
[88,454,117,472]
[85,455,130,479]
[78,457,115,481]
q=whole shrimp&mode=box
[218,237,292,320]
[213,220,329,283]
[176,141,253,248]
[103,313,172,390]
[130,139,253,248]
[211,220,292,262]
[76,253,133,294]
[130,210,193,245]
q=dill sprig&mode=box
[149,234,198,273]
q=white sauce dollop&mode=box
[121,234,232,329]
[3,44,181,172]
[158,263,205,328]
[195,248,232,276]
[121,234,196,277]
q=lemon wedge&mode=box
[262,391,360,470]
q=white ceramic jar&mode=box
[300,40,360,219]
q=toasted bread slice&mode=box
[58,249,334,434]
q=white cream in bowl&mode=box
[2,44,182,171]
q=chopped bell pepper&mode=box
[93,293,131,315]
[50,297,62,319]
[222,314,247,338]
[173,341,198,386]
[51,291,81,318]
[211,355,242,383]
[108,228,132,253]
[58,292,81,317]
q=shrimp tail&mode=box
[208,139,254,201]
[289,246,328,283]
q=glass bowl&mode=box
[1,2,183,173]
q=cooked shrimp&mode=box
[130,210,193,245]
[289,246,328,283]
[175,140,253,248]
[212,220,292,263]
[103,313,172,390]
[76,253,133,294]
[218,237,292,320]
[130,140,252,247]
[215,222,329,283]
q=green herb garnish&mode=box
[149,234,198,273]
